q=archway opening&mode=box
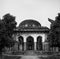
[37,36,42,51]
[18,36,24,51]
[26,36,34,50]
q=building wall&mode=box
[14,32,48,42]
[12,32,49,51]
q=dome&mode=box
[18,19,41,29]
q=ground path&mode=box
[21,55,39,59]
[21,50,39,59]
[2,51,52,59]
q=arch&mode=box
[26,36,34,50]
[37,36,42,50]
[18,36,24,51]
[18,36,24,44]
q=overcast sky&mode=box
[0,0,60,28]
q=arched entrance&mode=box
[37,36,42,50]
[26,36,34,50]
[18,36,24,51]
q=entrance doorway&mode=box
[26,36,34,50]
[37,36,42,50]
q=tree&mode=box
[48,13,60,50]
[0,13,17,53]
[2,13,17,37]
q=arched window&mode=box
[18,36,24,44]
[18,36,24,51]
[37,36,42,50]
[26,36,34,50]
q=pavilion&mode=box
[13,19,49,51]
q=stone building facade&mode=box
[13,19,49,51]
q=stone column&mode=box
[24,36,26,51]
[34,37,37,51]
[24,42,26,51]
[34,42,36,51]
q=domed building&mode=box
[13,19,49,51]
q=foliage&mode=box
[0,13,17,52]
[48,13,60,47]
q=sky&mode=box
[0,0,60,28]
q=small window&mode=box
[25,24,28,27]
[33,24,35,27]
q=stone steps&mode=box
[24,50,37,55]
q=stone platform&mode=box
[2,50,60,59]
[24,50,37,55]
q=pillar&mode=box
[24,37,26,51]
[34,42,36,50]
[24,42,26,51]
[34,37,37,51]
